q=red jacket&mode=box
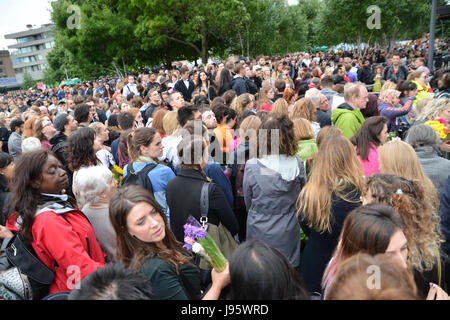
[7,208,105,294]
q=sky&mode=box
[0,0,55,51]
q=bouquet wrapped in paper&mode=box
[183,215,227,272]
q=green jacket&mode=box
[139,254,201,300]
[296,139,318,162]
[331,103,365,139]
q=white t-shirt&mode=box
[96,148,115,168]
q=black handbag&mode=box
[3,234,55,300]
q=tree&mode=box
[22,72,35,90]
[317,0,447,50]
[130,0,248,64]
[46,0,311,82]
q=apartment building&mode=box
[5,24,54,85]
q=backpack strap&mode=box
[140,162,158,176]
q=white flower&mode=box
[192,242,207,256]
[192,241,213,266]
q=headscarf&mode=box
[379,89,401,106]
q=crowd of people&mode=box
[0,41,449,300]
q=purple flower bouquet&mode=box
[183,215,227,272]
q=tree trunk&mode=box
[201,30,208,65]
[238,30,244,57]
[164,39,172,69]
[246,24,250,58]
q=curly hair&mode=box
[378,140,439,210]
[67,127,100,171]
[363,174,442,272]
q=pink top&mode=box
[41,140,52,150]
[259,102,272,112]
[357,143,380,177]
[228,137,241,154]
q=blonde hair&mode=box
[297,135,364,233]
[270,98,289,116]
[256,86,273,110]
[162,111,179,136]
[416,98,450,121]
[231,93,254,115]
[238,115,261,141]
[380,80,397,96]
[343,82,366,102]
[293,118,314,141]
[325,253,419,300]
[378,140,439,210]
[414,97,433,117]
[363,173,442,272]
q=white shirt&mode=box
[183,79,190,90]
[123,83,138,96]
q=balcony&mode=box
[13,59,47,70]
[8,37,54,50]
[10,47,53,60]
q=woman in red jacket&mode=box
[6,150,105,296]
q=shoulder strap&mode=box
[126,162,135,175]
[200,182,210,220]
[140,162,158,176]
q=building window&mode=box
[0,60,3,65]
[18,46,33,54]
[17,36,33,44]
[0,68,3,74]
[44,41,54,49]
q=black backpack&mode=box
[121,162,157,196]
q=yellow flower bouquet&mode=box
[425,119,450,140]
[111,165,123,187]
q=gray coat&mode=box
[243,156,305,267]
[7,132,22,163]
[415,146,450,198]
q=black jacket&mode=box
[299,185,361,294]
[49,132,68,168]
[144,103,160,124]
[382,65,409,82]
[0,127,10,153]
[166,168,239,242]
[231,76,247,96]
[174,79,195,103]
[316,109,332,128]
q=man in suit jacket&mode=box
[174,65,195,104]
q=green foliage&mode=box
[317,0,444,47]
[45,0,441,83]
[22,72,36,90]
[46,0,312,82]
